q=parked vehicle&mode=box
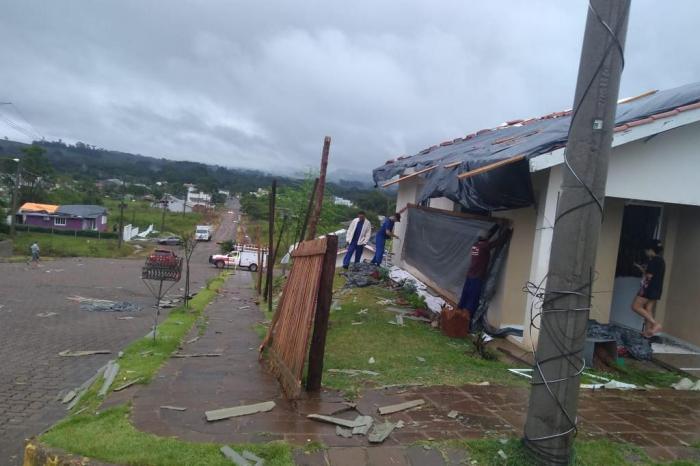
[195,225,213,241]
[209,247,268,271]
[157,235,182,246]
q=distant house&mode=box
[18,203,108,232]
[186,186,212,208]
[333,196,354,207]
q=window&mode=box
[54,217,66,226]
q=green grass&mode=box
[41,405,294,466]
[70,273,228,414]
[105,199,204,236]
[321,276,525,395]
[12,231,133,258]
[423,438,697,466]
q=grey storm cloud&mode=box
[0,0,698,178]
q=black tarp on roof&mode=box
[372,82,700,212]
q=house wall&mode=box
[22,214,107,231]
[660,204,700,346]
[392,177,421,267]
[429,197,454,211]
[606,121,700,206]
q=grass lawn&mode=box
[41,405,294,466]
[12,231,134,258]
[320,275,525,395]
[104,199,205,236]
[424,438,698,466]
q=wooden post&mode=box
[265,180,277,313]
[306,234,338,391]
[306,137,331,240]
[298,177,319,245]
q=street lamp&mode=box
[9,158,20,237]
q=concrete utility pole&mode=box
[117,200,127,248]
[523,1,630,464]
[160,199,168,233]
[9,158,20,237]
[306,137,331,240]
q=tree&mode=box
[19,145,54,202]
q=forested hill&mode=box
[0,139,384,205]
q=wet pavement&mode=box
[128,271,700,464]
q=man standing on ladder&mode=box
[342,211,371,269]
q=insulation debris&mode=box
[205,401,276,421]
[378,399,425,415]
[160,405,187,411]
[327,368,380,377]
[672,378,700,391]
[368,421,396,443]
[336,426,353,438]
[59,350,111,357]
[98,360,120,397]
[307,414,364,429]
[68,295,142,313]
[351,416,374,435]
[388,267,445,315]
[113,378,141,392]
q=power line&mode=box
[0,101,44,141]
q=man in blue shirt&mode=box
[370,213,401,266]
[343,211,372,269]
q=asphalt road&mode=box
[0,201,239,464]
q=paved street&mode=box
[0,204,237,464]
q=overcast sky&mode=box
[0,1,697,178]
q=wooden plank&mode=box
[306,235,338,391]
[205,401,276,422]
[443,161,462,168]
[306,136,331,240]
[220,446,251,466]
[456,155,525,180]
[381,165,437,188]
[377,399,425,415]
[291,238,328,257]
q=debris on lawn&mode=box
[396,314,404,326]
[672,378,700,391]
[113,378,142,392]
[327,369,380,376]
[357,308,368,315]
[59,350,111,357]
[508,368,639,390]
[36,312,58,318]
[498,449,508,460]
[368,421,396,443]
[242,450,265,465]
[351,321,364,325]
[68,295,142,313]
[341,262,381,288]
[205,401,276,421]
[172,352,223,358]
[61,390,76,404]
[64,363,109,410]
[160,405,187,411]
[388,266,446,315]
[376,298,395,306]
[378,399,425,415]
[307,414,363,429]
[220,446,251,466]
[98,360,120,397]
[368,357,376,364]
[417,356,426,362]
[447,410,459,419]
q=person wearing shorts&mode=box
[631,239,665,337]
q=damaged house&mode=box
[373,82,700,352]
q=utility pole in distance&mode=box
[523,1,630,464]
[9,158,20,237]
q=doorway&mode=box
[610,203,663,329]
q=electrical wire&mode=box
[523,1,629,463]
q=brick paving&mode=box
[0,206,235,465]
[129,268,700,465]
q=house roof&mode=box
[373,82,700,185]
[19,203,59,214]
[56,205,107,218]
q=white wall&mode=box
[392,177,421,267]
[606,121,700,205]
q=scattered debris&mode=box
[113,378,141,392]
[498,450,508,460]
[241,450,264,465]
[239,305,251,310]
[341,262,381,288]
[587,321,652,360]
[327,402,357,416]
[378,399,425,415]
[160,405,187,411]
[37,312,58,318]
[357,308,368,315]
[220,446,251,466]
[66,363,109,410]
[206,401,276,421]
[59,350,111,357]
[98,360,120,397]
[376,299,395,306]
[395,420,405,429]
[116,316,135,320]
[184,336,200,345]
[61,390,76,404]
[307,414,363,429]
[336,426,353,438]
[172,352,222,358]
[368,357,376,364]
[351,321,364,326]
[368,421,396,443]
[68,295,142,313]
[351,416,374,435]
[672,378,700,391]
[417,356,426,362]
[447,410,459,419]
[140,350,153,357]
[395,314,404,326]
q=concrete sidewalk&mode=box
[125,272,700,464]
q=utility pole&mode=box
[306,137,331,240]
[264,180,277,313]
[117,182,127,248]
[160,199,168,233]
[9,158,20,237]
[523,1,630,464]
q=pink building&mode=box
[18,203,109,232]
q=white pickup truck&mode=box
[195,225,213,241]
[209,249,267,272]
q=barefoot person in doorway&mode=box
[631,239,665,337]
